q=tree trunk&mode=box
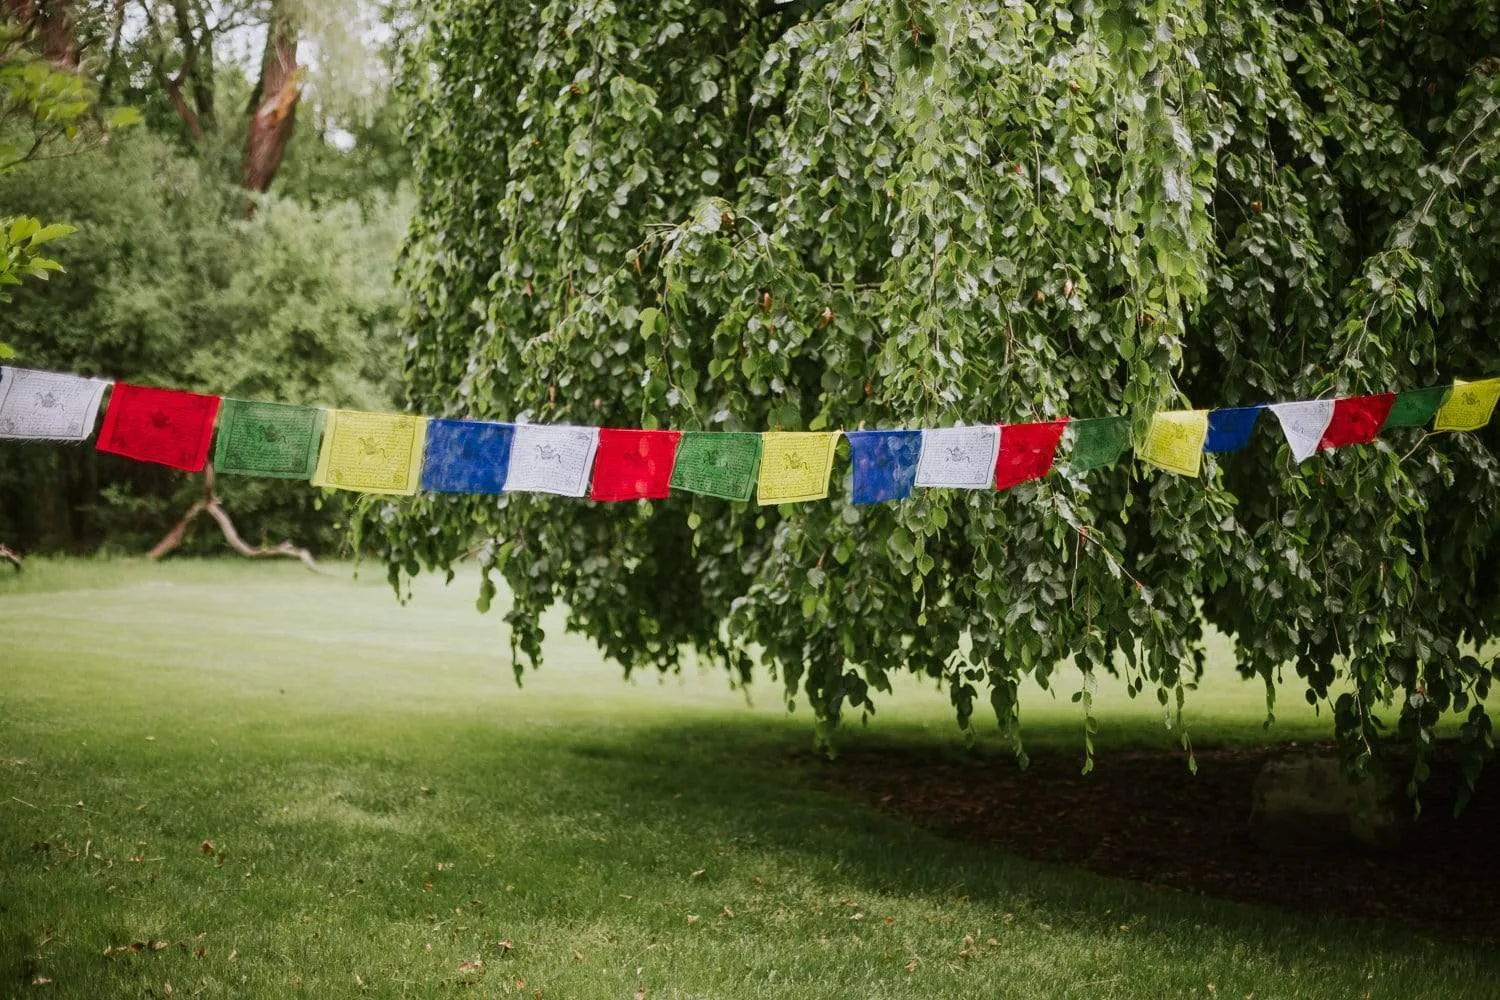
[240,0,300,203]
[4,0,77,67]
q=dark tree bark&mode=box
[4,0,77,67]
[241,0,300,201]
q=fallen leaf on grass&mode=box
[719,907,734,919]
[884,916,895,925]
[685,915,699,925]
[200,841,214,855]
[634,987,646,1000]
[227,950,237,963]
[30,977,50,986]
[495,939,514,953]
[958,934,980,959]
[571,950,584,963]
[904,959,918,974]
[690,869,705,879]
[163,983,173,996]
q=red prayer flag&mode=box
[590,428,682,501]
[96,383,222,471]
[1318,393,1395,451]
[994,419,1069,490]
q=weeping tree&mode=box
[380,0,1500,799]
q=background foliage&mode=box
[382,0,1500,798]
[0,2,410,553]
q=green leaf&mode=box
[28,223,76,247]
[8,216,39,243]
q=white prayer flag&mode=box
[0,366,110,441]
[504,424,600,497]
[1269,400,1334,463]
[914,425,1001,489]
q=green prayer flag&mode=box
[1068,416,1131,471]
[213,399,325,479]
[1382,386,1449,429]
[670,431,762,501]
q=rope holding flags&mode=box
[1,364,1497,506]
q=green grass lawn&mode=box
[1,558,1494,999]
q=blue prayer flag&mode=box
[420,418,515,494]
[846,430,922,505]
[1205,406,1263,454]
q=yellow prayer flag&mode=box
[757,431,840,504]
[1432,378,1500,433]
[1139,410,1209,477]
[311,409,428,495]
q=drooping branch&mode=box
[147,468,319,571]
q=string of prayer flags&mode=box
[1269,400,1334,463]
[994,420,1068,490]
[1318,393,1395,451]
[1140,410,1209,476]
[1433,378,1500,433]
[846,430,922,505]
[505,424,599,497]
[96,383,221,471]
[213,399,324,479]
[421,418,514,494]
[1382,386,1449,429]
[591,428,682,501]
[12,365,1500,512]
[311,409,427,495]
[1067,417,1131,471]
[1205,406,1263,454]
[0,366,108,441]
[670,431,761,501]
[758,431,839,504]
[914,425,1000,489]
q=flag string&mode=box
[1,366,1496,505]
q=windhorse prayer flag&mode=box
[1140,410,1209,476]
[420,418,515,494]
[914,425,1000,489]
[670,431,762,501]
[1382,386,1449,429]
[213,399,324,479]
[1205,406,1263,454]
[504,424,600,497]
[993,419,1068,490]
[1269,400,1335,463]
[590,428,682,501]
[1319,394,1395,450]
[1433,378,1500,433]
[311,409,427,495]
[0,366,108,441]
[96,382,221,471]
[1067,417,1131,471]
[846,429,922,505]
[758,431,839,504]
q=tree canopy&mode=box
[384,1,1500,798]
